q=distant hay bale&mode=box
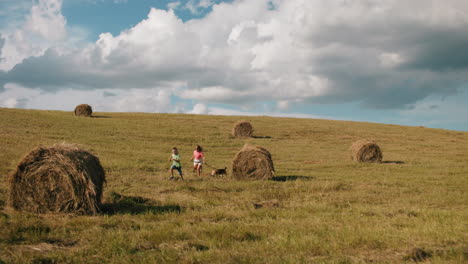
[232,121,253,137]
[232,144,275,180]
[8,143,106,214]
[74,104,93,117]
[350,139,383,163]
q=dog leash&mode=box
[203,162,216,169]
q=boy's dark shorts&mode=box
[170,165,183,175]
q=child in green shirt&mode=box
[168,147,184,180]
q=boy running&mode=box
[168,147,184,180]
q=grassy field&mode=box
[0,107,467,263]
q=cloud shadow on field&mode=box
[271,175,315,182]
[101,192,182,215]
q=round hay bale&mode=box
[74,104,93,117]
[232,144,275,180]
[8,143,106,214]
[232,121,253,137]
[350,139,383,163]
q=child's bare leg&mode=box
[197,165,202,177]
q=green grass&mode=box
[0,107,467,263]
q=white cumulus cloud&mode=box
[379,52,405,68]
[167,1,181,10]
[184,0,214,15]
[189,103,209,114]
[0,0,67,71]
[1,0,468,116]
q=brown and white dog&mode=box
[211,167,227,177]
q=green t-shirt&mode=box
[172,154,181,168]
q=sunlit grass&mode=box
[0,108,467,263]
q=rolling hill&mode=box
[0,108,467,263]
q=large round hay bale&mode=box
[232,121,253,137]
[350,139,383,163]
[232,144,275,180]
[8,144,106,214]
[74,104,93,117]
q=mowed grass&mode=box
[0,107,467,263]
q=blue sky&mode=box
[1,0,468,131]
[62,0,232,39]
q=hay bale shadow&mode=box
[91,115,111,119]
[31,257,57,264]
[101,192,182,215]
[382,160,405,164]
[271,175,315,182]
[252,136,272,139]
